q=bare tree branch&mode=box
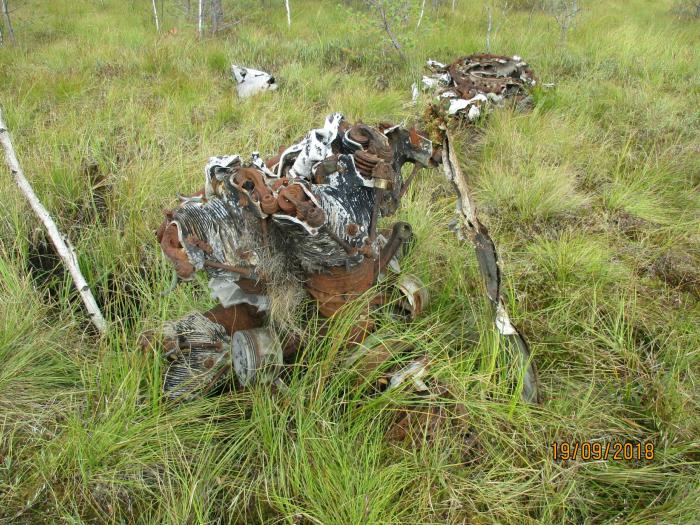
[0,109,107,334]
[367,0,407,61]
[550,0,579,43]
[284,0,291,27]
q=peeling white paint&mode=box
[231,65,278,98]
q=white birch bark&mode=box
[0,109,107,334]
[151,0,160,32]
[284,0,291,27]
[486,3,493,52]
[198,0,204,37]
[417,0,426,28]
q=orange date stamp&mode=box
[551,441,655,461]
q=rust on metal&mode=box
[153,58,542,407]
[421,54,537,120]
[154,114,435,400]
[305,257,378,317]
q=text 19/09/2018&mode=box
[552,441,655,461]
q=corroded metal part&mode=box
[158,222,196,280]
[304,221,413,317]
[154,105,540,409]
[422,54,536,121]
[232,327,284,387]
[203,303,266,336]
[378,222,412,271]
[448,53,536,99]
[156,114,437,400]
[441,130,539,404]
[305,257,378,317]
[396,273,429,320]
[162,312,233,401]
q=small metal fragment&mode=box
[232,327,284,387]
[396,273,429,319]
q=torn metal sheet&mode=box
[396,273,429,320]
[411,52,542,404]
[421,54,536,121]
[231,65,278,98]
[441,129,539,404]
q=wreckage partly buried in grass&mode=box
[151,54,539,412]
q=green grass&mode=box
[1,0,699,523]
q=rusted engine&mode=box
[421,53,536,119]
[155,113,434,400]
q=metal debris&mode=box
[232,327,284,387]
[162,312,232,400]
[441,129,539,403]
[156,114,435,399]
[154,54,541,405]
[407,53,541,404]
[421,54,536,120]
[395,273,429,320]
[231,65,278,98]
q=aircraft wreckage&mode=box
[150,54,540,413]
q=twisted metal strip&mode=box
[442,129,539,404]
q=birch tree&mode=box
[548,0,579,43]
[285,0,291,27]
[1,0,14,43]
[198,0,204,37]
[365,0,409,61]
[417,0,426,28]
[211,0,223,33]
[484,0,510,52]
[151,0,160,32]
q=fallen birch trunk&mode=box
[0,109,107,334]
